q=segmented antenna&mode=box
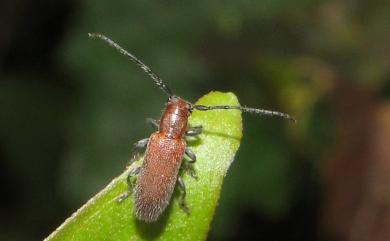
[88,33,173,97]
[192,104,296,123]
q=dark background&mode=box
[1,1,389,240]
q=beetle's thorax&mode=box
[159,97,189,139]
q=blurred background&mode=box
[1,0,389,240]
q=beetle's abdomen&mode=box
[134,132,186,222]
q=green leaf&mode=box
[45,91,243,241]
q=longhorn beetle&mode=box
[88,33,295,222]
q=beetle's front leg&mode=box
[146,118,159,130]
[185,125,202,136]
[127,138,149,167]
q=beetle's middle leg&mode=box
[118,138,148,202]
[117,166,140,202]
[181,147,198,179]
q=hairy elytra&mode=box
[134,97,189,221]
[89,33,295,222]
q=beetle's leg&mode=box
[133,138,149,150]
[119,138,147,202]
[177,177,189,214]
[185,125,202,136]
[185,148,196,163]
[117,166,140,202]
[182,148,198,179]
[181,162,198,179]
[127,138,149,167]
[184,126,201,178]
[146,118,159,130]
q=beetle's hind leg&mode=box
[177,177,190,214]
[117,166,140,202]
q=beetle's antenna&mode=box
[192,104,296,123]
[88,33,173,97]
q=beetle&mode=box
[89,33,295,222]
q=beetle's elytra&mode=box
[89,33,295,222]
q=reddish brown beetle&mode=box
[89,33,295,222]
